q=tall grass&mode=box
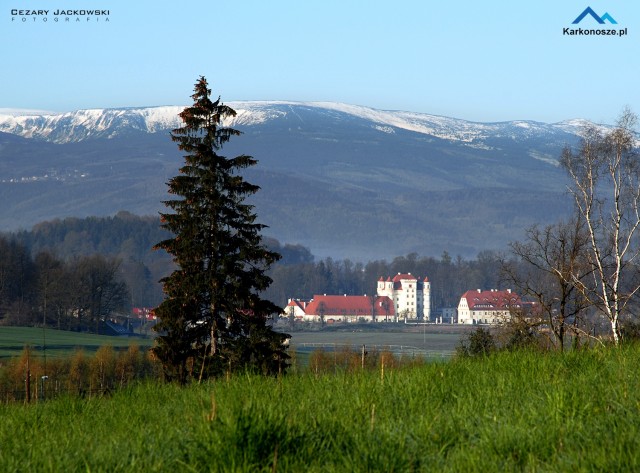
[0,345,159,402]
[1,346,640,471]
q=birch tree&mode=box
[560,108,639,344]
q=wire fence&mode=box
[292,342,453,360]
[0,343,454,404]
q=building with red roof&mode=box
[132,307,156,320]
[284,299,309,320]
[377,273,431,321]
[282,272,432,324]
[457,289,522,324]
[285,295,395,323]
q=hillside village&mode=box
[284,272,528,325]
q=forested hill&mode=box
[0,212,506,325]
[12,211,314,265]
[4,212,315,309]
[16,211,170,263]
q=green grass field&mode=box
[1,345,639,471]
[0,325,463,361]
[290,328,460,354]
[0,327,153,360]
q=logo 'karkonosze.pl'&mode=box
[563,7,627,37]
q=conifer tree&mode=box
[153,77,289,383]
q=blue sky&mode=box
[3,0,639,124]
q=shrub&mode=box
[456,327,496,357]
[620,318,640,343]
[503,324,541,351]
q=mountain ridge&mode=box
[0,102,607,145]
[0,102,617,259]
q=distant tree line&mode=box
[0,236,130,331]
[1,211,512,329]
[12,211,172,308]
[3,212,314,316]
[6,204,634,344]
[264,250,504,311]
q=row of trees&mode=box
[0,238,129,331]
[12,212,174,308]
[265,250,503,310]
[0,345,158,402]
[1,223,509,330]
[5,214,315,310]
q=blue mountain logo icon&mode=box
[572,7,617,24]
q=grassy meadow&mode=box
[289,328,460,352]
[2,345,640,471]
[0,325,460,362]
[0,327,153,360]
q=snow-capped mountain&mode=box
[0,106,184,143]
[0,102,626,259]
[0,101,600,146]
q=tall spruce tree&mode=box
[153,77,289,383]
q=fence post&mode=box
[25,346,31,405]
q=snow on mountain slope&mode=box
[229,101,579,143]
[0,106,185,143]
[0,101,612,145]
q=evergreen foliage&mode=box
[153,77,289,383]
[456,327,496,357]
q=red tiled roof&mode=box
[305,295,395,316]
[461,289,522,310]
[286,299,307,311]
[384,273,430,290]
[392,273,417,282]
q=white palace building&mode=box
[285,273,431,323]
[376,273,431,321]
